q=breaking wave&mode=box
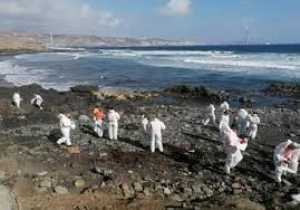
[183,58,298,70]
[0,60,82,90]
[0,60,49,86]
[98,49,235,58]
[3,45,300,91]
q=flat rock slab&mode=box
[0,185,18,210]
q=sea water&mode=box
[1,44,300,91]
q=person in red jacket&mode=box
[93,106,105,137]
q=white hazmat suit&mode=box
[235,109,250,137]
[12,92,22,109]
[221,124,245,174]
[107,110,120,140]
[31,94,43,109]
[148,118,166,153]
[219,113,230,133]
[203,104,216,126]
[57,114,76,146]
[273,140,300,183]
[248,114,260,140]
[142,115,149,133]
[220,101,230,113]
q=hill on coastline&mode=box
[0,32,192,54]
[0,32,46,54]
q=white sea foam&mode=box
[38,81,90,91]
[183,58,298,70]
[0,59,93,91]
[98,49,300,72]
[0,61,46,86]
[0,60,31,75]
[0,60,59,89]
[48,47,86,51]
[4,49,300,91]
[98,49,233,58]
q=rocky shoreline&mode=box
[0,84,300,210]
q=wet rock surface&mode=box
[265,82,300,98]
[165,85,229,103]
[0,185,18,210]
[0,84,299,209]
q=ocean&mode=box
[1,44,300,92]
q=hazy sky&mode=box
[0,0,299,44]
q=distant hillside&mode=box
[0,32,193,54]
[45,34,193,48]
[0,32,47,54]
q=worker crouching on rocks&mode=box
[203,104,216,126]
[273,139,300,183]
[31,94,44,110]
[57,113,76,146]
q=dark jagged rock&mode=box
[0,84,298,210]
[165,85,229,103]
[70,85,99,95]
[239,96,255,108]
[265,82,300,98]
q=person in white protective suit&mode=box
[57,114,76,146]
[220,101,230,113]
[31,94,43,110]
[12,92,22,109]
[203,104,216,126]
[141,115,149,133]
[273,139,300,183]
[107,108,120,140]
[235,108,250,137]
[219,110,230,133]
[248,114,260,140]
[220,124,247,174]
[148,117,166,153]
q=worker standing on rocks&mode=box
[220,101,230,113]
[31,94,43,110]
[57,113,76,146]
[93,106,105,137]
[220,124,246,174]
[235,108,250,137]
[107,108,120,140]
[248,114,260,140]
[219,110,230,133]
[203,104,216,126]
[12,92,22,109]
[147,116,166,153]
[141,115,149,133]
[273,139,300,183]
